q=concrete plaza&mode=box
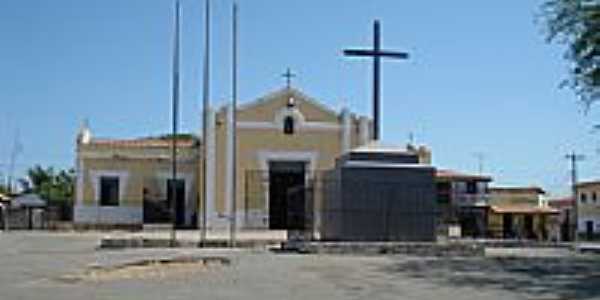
[0,231,599,300]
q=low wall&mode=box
[74,205,142,225]
[286,241,484,257]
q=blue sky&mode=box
[0,0,598,196]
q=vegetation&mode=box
[19,165,75,203]
[0,183,9,195]
[541,0,600,108]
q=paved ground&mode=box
[1,232,599,300]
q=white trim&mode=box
[341,108,351,153]
[76,158,84,205]
[256,150,319,227]
[578,217,600,233]
[237,121,340,131]
[273,106,305,126]
[74,205,142,225]
[257,150,319,176]
[90,170,130,205]
[343,161,434,169]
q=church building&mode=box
[73,87,431,230]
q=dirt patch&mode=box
[57,256,230,283]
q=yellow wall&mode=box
[487,212,555,239]
[212,89,365,215]
[489,190,541,206]
[79,147,199,207]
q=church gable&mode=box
[235,88,340,123]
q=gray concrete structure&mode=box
[320,144,437,241]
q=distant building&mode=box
[435,169,492,238]
[575,181,600,240]
[548,196,574,241]
[74,128,201,228]
[487,186,559,240]
[489,186,547,207]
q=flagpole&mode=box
[230,1,238,248]
[200,0,211,247]
[170,0,181,246]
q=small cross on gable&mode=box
[282,68,296,89]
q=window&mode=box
[283,116,294,135]
[466,181,477,194]
[580,192,587,204]
[593,192,597,203]
[100,176,119,206]
[437,182,451,204]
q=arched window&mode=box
[283,116,295,135]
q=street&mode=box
[0,232,599,300]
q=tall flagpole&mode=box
[200,0,210,247]
[230,1,239,248]
[170,0,181,246]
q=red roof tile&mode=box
[86,137,198,148]
[491,204,559,214]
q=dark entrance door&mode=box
[503,214,514,238]
[268,161,306,230]
[167,179,186,228]
[586,220,594,240]
[524,215,534,239]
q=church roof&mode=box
[227,87,342,116]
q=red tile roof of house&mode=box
[548,197,574,209]
[491,204,559,214]
[85,137,199,148]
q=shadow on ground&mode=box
[381,256,600,299]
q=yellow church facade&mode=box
[74,87,374,229]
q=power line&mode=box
[473,152,485,175]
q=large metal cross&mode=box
[344,20,409,141]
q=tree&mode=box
[20,165,74,203]
[0,183,9,195]
[542,0,600,108]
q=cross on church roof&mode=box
[282,68,296,89]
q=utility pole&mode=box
[7,129,22,194]
[170,0,181,246]
[200,0,211,247]
[566,151,584,244]
[229,1,239,248]
[473,152,485,175]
